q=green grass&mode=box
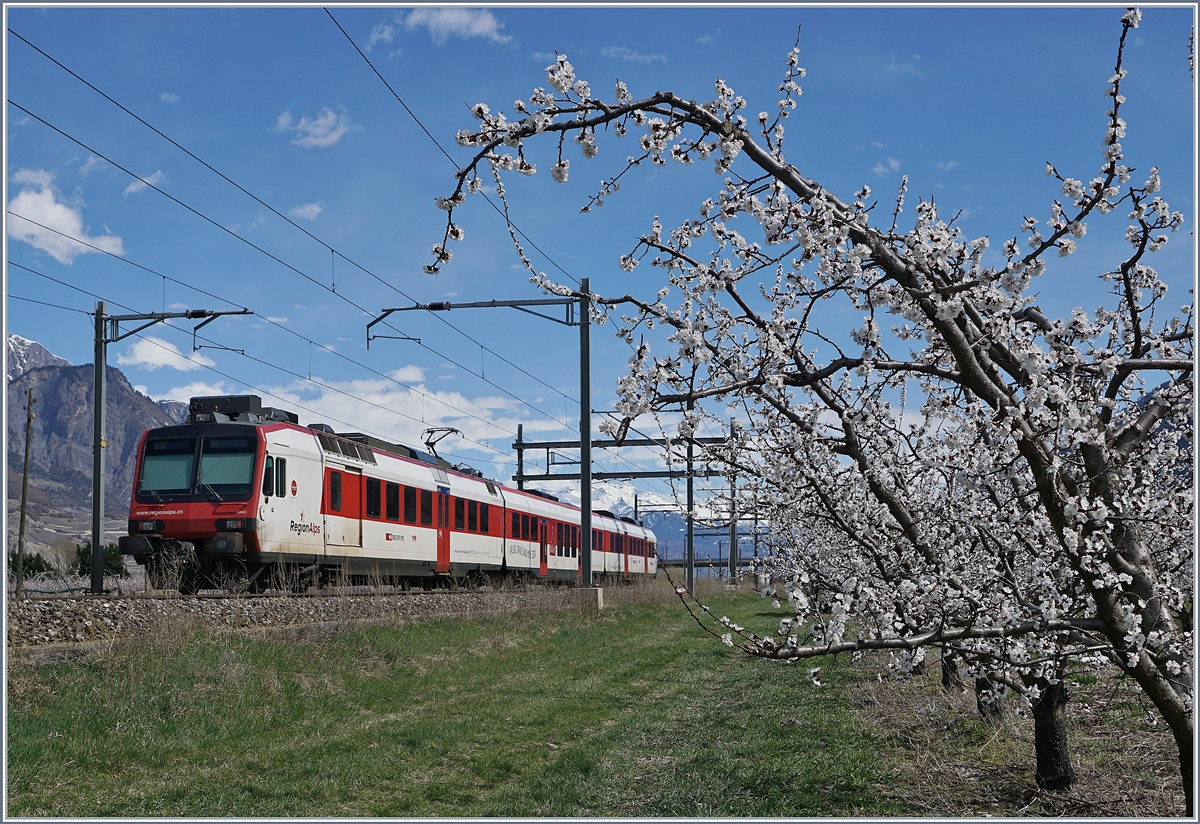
[7,588,907,817]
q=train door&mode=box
[325,467,361,548]
[436,488,451,573]
[345,467,362,547]
[623,532,631,578]
[539,520,549,577]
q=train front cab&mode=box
[121,423,274,590]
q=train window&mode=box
[275,458,287,499]
[420,489,433,525]
[455,497,465,530]
[404,486,417,523]
[329,470,342,512]
[557,522,563,553]
[366,477,381,519]
[572,526,579,558]
[521,513,530,541]
[468,499,478,532]
[386,482,400,521]
[197,437,258,500]
[480,502,489,533]
[262,456,274,497]
[511,511,520,539]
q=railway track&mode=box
[6,585,574,651]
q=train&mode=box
[118,395,657,593]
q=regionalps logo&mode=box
[289,520,321,535]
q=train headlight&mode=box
[215,518,256,532]
[134,520,164,533]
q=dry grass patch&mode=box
[847,654,1185,817]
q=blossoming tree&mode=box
[429,8,1193,811]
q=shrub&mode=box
[75,542,127,578]
[8,550,51,579]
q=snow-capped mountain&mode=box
[530,479,674,519]
[6,334,70,382]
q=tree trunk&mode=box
[941,649,965,692]
[1031,679,1076,791]
[1171,724,1193,816]
[975,676,1004,726]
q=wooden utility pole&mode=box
[16,387,35,599]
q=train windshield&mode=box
[138,438,196,498]
[136,434,259,502]
[196,437,258,500]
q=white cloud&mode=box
[263,316,289,324]
[403,8,511,45]
[78,155,105,176]
[601,45,667,64]
[124,169,166,196]
[531,51,556,62]
[116,337,216,372]
[250,372,553,477]
[275,108,356,149]
[289,202,323,221]
[6,169,125,264]
[872,158,901,177]
[935,160,960,171]
[695,35,715,45]
[160,92,180,104]
[870,141,886,149]
[12,168,53,187]
[367,21,395,50]
[880,58,922,78]
[154,381,228,403]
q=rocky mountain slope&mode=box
[7,335,180,556]
[6,334,70,382]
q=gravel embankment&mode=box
[6,588,573,651]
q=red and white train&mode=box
[119,395,657,593]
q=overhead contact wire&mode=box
[7,259,508,459]
[5,99,577,434]
[8,26,581,411]
[6,214,515,437]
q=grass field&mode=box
[5,580,1184,816]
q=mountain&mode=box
[7,362,176,515]
[7,334,70,382]
[156,399,189,425]
[6,337,180,556]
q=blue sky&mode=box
[5,4,1195,497]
